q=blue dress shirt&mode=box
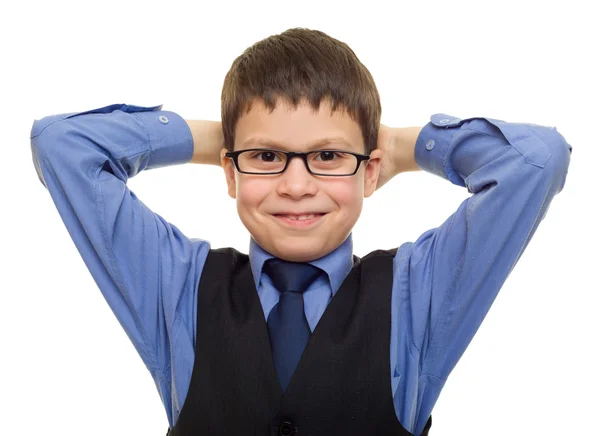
[30,103,572,435]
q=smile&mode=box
[272,213,326,228]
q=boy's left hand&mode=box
[375,123,422,190]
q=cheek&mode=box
[328,178,364,215]
[236,177,271,211]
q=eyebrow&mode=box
[240,136,354,150]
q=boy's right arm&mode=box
[30,103,219,385]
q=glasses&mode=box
[225,148,371,176]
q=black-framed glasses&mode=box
[225,148,371,176]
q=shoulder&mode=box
[208,246,249,261]
[350,247,399,272]
[360,247,398,262]
[206,247,250,271]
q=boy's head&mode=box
[219,28,383,262]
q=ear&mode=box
[220,148,237,199]
[363,149,382,198]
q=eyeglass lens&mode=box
[237,150,358,175]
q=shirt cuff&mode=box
[134,108,194,169]
[414,113,466,187]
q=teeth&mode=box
[284,214,315,221]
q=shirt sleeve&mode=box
[30,103,210,391]
[404,113,572,380]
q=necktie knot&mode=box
[263,259,323,294]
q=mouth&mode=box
[271,213,327,228]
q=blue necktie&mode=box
[263,259,323,391]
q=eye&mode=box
[250,151,282,162]
[315,151,340,161]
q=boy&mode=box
[30,28,572,435]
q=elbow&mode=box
[551,127,572,171]
[30,118,74,188]
[31,117,61,158]
[543,128,572,194]
[30,116,79,162]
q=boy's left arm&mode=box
[390,114,572,381]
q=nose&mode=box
[276,155,317,199]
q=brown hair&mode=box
[221,28,381,154]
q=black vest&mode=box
[167,247,433,435]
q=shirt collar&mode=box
[249,233,354,297]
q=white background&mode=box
[2,0,598,434]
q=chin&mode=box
[245,213,351,262]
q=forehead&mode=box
[234,98,363,151]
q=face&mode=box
[221,97,382,262]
